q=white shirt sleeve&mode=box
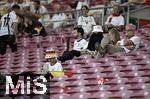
[118,16,124,26]
[51,14,56,21]
[82,40,88,49]
[12,15,19,23]
[91,16,96,25]
[76,1,83,10]
[9,11,18,23]
[117,36,141,53]
[130,36,141,49]
[117,39,130,53]
[56,62,63,71]
[73,39,88,51]
[48,62,63,72]
[105,15,112,25]
[105,16,110,25]
[40,6,47,14]
[62,13,67,20]
[83,42,89,49]
[117,39,124,46]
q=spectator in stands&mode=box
[116,24,141,53]
[99,27,121,54]
[89,0,115,18]
[58,27,87,62]
[17,5,47,37]
[42,50,63,74]
[76,0,89,10]
[0,5,20,55]
[77,5,96,39]
[83,28,120,58]
[105,4,124,32]
[88,24,141,58]
[17,5,31,37]
[18,16,47,37]
[76,0,89,19]
[65,5,73,20]
[70,0,79,19]
[86,25,104,51]
[62,5,74,27]
[51,4,67,29]
[32,21,47,37]
[70,0,79,9]
[30,0,50,23]
[89,0,110,19]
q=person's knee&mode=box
[101,37,110,48]
[72,50,81,57]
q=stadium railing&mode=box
[41,3,149,29]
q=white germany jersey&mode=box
[73,39,88,51]
[0,11,19,36]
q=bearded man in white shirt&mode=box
[58,27,87,62]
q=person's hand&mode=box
[115,42,120,47]
[107,24,114,28]
[81,49,87,55]
[95,42,100,51]
[123,37,129,46]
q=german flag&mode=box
[49,71,77,79]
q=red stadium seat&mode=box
[0,20,150,99]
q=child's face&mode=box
[82,7,89,16]
[47,58,57,63]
